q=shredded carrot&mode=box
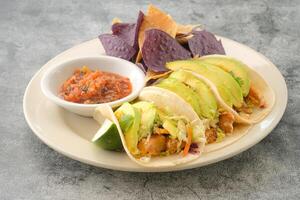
[183,124,193,156]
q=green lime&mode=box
[92,119,123,151]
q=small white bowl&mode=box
[41,56,145,117]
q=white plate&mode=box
[23,38,287,172]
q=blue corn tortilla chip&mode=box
[112,11,144,50]
[112,23,135,42]
[142,29,192,72]
[188,30,225,57]
[98,34,136,60]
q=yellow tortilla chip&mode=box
[145,70,172,83]
[135,51,143,64]
[176,24,202,35]
[136,4,177,63]
[176,34,194,44]
[112,17,122,25]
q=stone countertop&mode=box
[1,0,299,199]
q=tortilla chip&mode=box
[136,4,177,63]
[135,51,143,63]
[176,24,202,35]
[188,30,225,57]
[112,17,122,25]
[176,33,194,44]
[145,69,172,83]
[99,34,136,60]
[111,11,144,50]
[142,29,191,72]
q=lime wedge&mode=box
[92,119,122,150]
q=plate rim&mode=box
[23,37,288,172]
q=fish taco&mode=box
[94,87,206,167]
[165,55,275,125]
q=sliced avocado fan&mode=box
[166,60,244,108]
[169,70,218,119]
[197,55,250,96]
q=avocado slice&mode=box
[156,78,203,116]
[114,102,141,155]
[133,101,157,140]
[166,60,243,108]
[169,70,218,119]
[198,56,250,96]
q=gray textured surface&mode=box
[1,0,299,199]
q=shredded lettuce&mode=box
[192,123,206,142]
[177,120,187,142]
[165,115,189,123]
[216,128,226,143]
[208,117,219,128]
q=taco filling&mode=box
[153,71,234,144]
[113,101,205,157]
[236,85,266,114]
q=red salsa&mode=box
[60,66,132,104]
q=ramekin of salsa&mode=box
[41,56,145,116]
[60,66,132,104]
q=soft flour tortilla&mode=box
[94,87,206,168]
[240,64,275,123]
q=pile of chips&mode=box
[99,4,225,73]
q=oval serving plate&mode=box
[23,37,287,172]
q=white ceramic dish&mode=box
[41,56,145,117]
[23,38,287,172]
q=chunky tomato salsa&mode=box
[60,66,132,104]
